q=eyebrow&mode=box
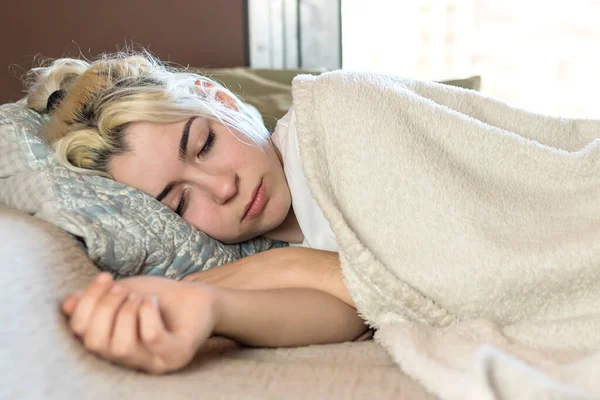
[155,117,196,202]
[178,117,196,162]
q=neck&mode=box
[264,206,304,244]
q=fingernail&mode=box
[150,296,159,310]
[128,292,138,301]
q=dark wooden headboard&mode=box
[0,0,248,104]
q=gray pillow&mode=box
[0,100,287,279]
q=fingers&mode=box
[83,284,130,356]
[110,292,146,362]
[139,296,172,373]
[67,283,159,372]
[109,293,174,374]
[62,290,83,316]
[63,275,194,375]
[69,273,113,335]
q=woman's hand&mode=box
[63,270,368,373]
[182,247,355,308]
[62,273,216,374]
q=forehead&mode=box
[109,118,201,196]
[125,118,205,150]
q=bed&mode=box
[0,70,481,399]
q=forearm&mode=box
[183,247,355,308]
[211,286,367,347]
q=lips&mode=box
[242,179,267,220]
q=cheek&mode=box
[270,183,292,220]
[183,199,216,230]
[237,141,274,167]
[183,199,236,237]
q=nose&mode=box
[197,170,238,205]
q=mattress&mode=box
[0,206,432,400]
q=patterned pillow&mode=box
[0,101,287,279]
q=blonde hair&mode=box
[26,50,269,177]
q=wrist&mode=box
[183,281,222,344]
[208,285,228,338]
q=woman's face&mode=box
[109,117,291,244]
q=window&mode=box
[249,0,340,70]
[342,0,600,118]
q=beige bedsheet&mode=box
[0,206,432,400]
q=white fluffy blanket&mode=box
[292,71,600,400]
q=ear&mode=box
[194,80,238,111]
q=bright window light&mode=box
[342,0,600,118]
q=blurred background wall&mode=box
[0,0,248,104]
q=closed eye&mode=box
[175,190,187,216]
[174,128,214,216]
[198,130,215,157]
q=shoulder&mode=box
[270,107,296,148]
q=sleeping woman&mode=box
[27,53,369,374]
[29,50,600,376]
